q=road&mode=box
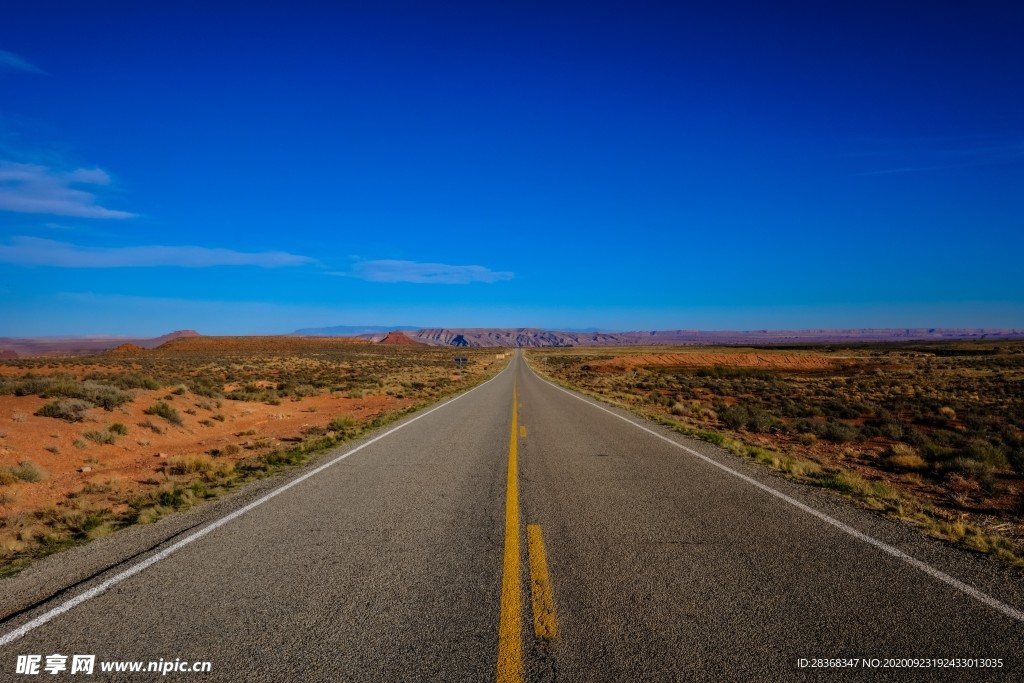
[2,351,1023,681]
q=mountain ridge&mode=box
[347,327,1024,347]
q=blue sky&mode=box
[1,1,1022,335]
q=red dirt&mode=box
[152,336,370,353]
[378,331,424,346]
[0,389,412,527]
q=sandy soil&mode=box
[0,389,412,520]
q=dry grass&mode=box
[0,342,510,575]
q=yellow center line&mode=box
[519,425,527,438]
[497,381,523,683]
[526,524,558,640]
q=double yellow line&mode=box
[497,381,557,683]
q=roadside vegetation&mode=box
[0,340,508,576]
[526,342,1024,567]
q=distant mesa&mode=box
[377,330,425,346]
[4,326,1024,359]
[151,330,201,346]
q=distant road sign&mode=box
[454,356,469,367]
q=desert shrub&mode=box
[746,406,775,433]
[8,377,42,395]
[860,424,881,438]
[821,399,864,420]
[719,405,749,430]
[225,388,277,402]
[189,377,223,398]
[109,422,129,436]
[284,383,319,398]
[301,425,329,436]
[943,458,1000,493]
[111,374,161,390]
[883,443,928,471]
[83,429,116,445]
[139,419,164,434]
[10,460,45,482]
[144,401,183,425]
[695,366,777,380]
[879,422,903,439]
[900,426,931,449]
[821,419,859,443]
[35,399,92,422]
[792,419,820,435]
[42,380,132,410]
[166,455,232,478]
[960,440,1008,468]
[328,415,358,436]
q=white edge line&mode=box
[0,362,512,647]
[529,364,1024,624]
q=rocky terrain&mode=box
[341,327,1024,347]
[377,330,425,346]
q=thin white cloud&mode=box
[0,237,315,268]
[0,50,44,74]
[854,139,1024,176]
[0,161,135,218]
[343,259,514,284]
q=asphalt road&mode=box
[2,351,1023,681]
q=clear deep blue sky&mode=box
[1,1,1022,335]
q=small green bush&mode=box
[83,429,116,445]
[719,405,748,430]
[188,378,223,398]
[144,401,183,425]
[822,420,859,443]
[42,380,132,411]
[139,419,164,434]
[10,460,45,482]
[328,415,358,435]
[113,375,161,390]
[35,399,92,422]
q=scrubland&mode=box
[0,338,505,575]
[527,342,1024,565]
